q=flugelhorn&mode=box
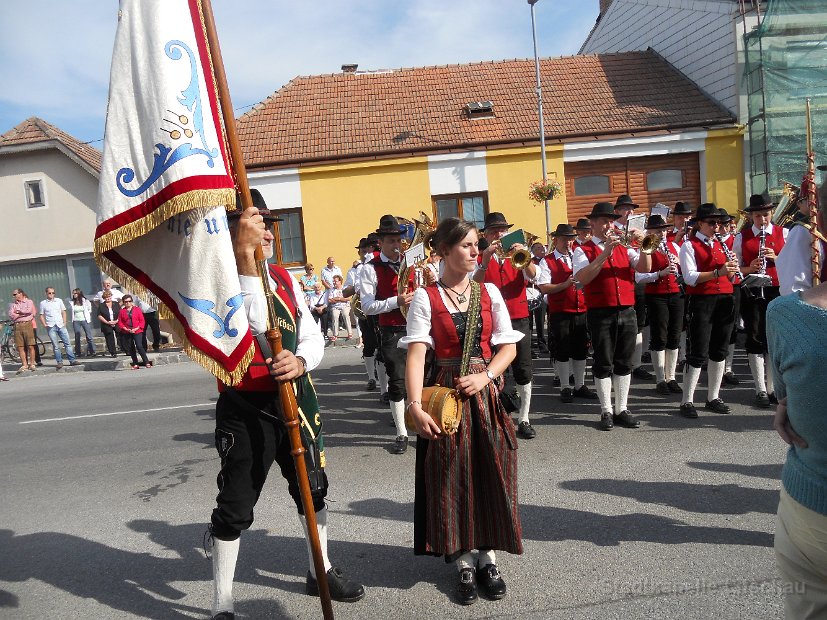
[639,233,661,255]
[510,231,539,269]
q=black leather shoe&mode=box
[366,379,377,391]
[656,381,671,395]
[769,392,778,405]
[613,410,640,428]
[517,422,536,439]
[574,385,598,399]
[598,413,614,431]
[641,351,652,363]
[722,371,740,385]
[705,398,731,414]
[212,613,234,620]
[380,392,389,404]
[560,387,574,403]
[476,563,507,600]
[552,376,561,388]
[306,566,366,602]
[632,367,654,380]
[754,391,771,408]
[456,567,478,605]
[679,402,698,419]
[392,435,408,454]
[667,379,682,394]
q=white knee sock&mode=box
[682,365,702,404]
[595,377,613,413]
[748,353,766,393]
[612,374,631,412]
[456,551,475,571]
[390,399,407,437]
[555,360,572,389]
[211,537,240,616]
[632,332,643,368]
[766,358,775,394]
[652,350,666,384]
[478,549,496,567]
[665,348,679,382]
[299,508,332,579]
[707,360,726,402]
[725,343,735,374]
[572,359,587,389]
[517,382,532,424]
[377,364,389,393]
[363,355,376,382]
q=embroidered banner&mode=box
[95,0,253,384]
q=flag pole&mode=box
[805,98,820,286]
[198,1,335,618]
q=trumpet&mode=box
[509,232,539,269]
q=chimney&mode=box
[341,63,358,73]
[599,0,613,15]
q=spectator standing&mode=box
[117,294,151,369]
[8,288,37,373]
[767,282,827,619]
[299,264,318,304]
[320,256,342,290]
[70,289,96,357]
[93,278,125,304]
[97,291,121,357]
[134,295,162,352]
[39,287,80,369]
[325,274,353,341]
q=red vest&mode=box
[425,284,493,360]
[478,256,529,319]
[218,264,300,393]
[740,225,785,287]
[645,242,681,295]
[543,253,586,314]
[370,257,406,327]
[578,241,636,308]
[685,236,733,295]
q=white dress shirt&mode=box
[239,273,324,372]
[398,283,524,349]
[776,224,826,295]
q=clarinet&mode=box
[714,233,749,295]
[661,239,684,293]
[756,224,767,300]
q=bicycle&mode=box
[1,320,47,363]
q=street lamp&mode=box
[528,0,551,239]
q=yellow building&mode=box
[237,51,743,272]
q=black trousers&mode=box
[124,332,150,366]
[646,293,684,351]
[141,310,161,351]
[529,303,547,348]
[729,286,742,345]
[101,328,118,356]
[510,317,533,385]
[686,294,735,368]
[380,326,408,401]
[586,306,637,379]
[548,311,588,362]
[740,286,780,354]
[359,315,380,359]
[210,391,328,541]
[634,282,648,333]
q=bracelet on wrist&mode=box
[295,355,307,376]
[406,400,422,413]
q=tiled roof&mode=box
[0,117,102,173]
[237,50,734,168]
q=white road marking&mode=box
[20,402,214,424]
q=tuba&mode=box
[397,212,435,318]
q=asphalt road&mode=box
[0,347,787,619]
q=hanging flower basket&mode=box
[528,178,562,203]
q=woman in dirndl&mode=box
[400,217,524,606]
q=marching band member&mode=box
[637,214,683,394]
[360,215,415,454]
[719,211,741,386]
[734,194,788,408]
[536,224,596,402]
[572,202,652,431]
[473,212,538,439]
[574,218,592,246]
[776,181,827,295]
[677,204,739,418]
[667,201,693,246]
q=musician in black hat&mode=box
[677,203,740,418]
[359,215,415,454]
[208,190,364,618]
[536,223,596,402]
[667,202,693,246]
[474,211,538,439]
[572,202,653,430]
[636,214,684,394]
[574,218,592,246]
[733,194,788,407]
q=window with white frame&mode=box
[25,180,46,209]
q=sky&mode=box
[0,1,598,146]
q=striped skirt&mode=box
[413,359,523,560]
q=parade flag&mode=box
[95,0,254,384]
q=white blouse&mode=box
[398,283,524,349]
